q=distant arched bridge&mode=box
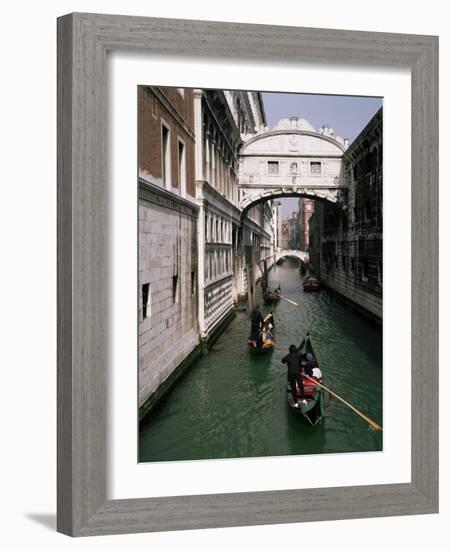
[275,249,309,263]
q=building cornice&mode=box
[138,179,199,217]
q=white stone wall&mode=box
[138,187,199,407]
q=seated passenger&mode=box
[305,352,315,376]
[312,365,323,380]
[300,354,308,374]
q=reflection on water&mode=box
[139,260,382,462]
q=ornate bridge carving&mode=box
[238,117,349,212]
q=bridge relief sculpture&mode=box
[238,117,349,211]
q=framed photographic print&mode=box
[57,13,438,536]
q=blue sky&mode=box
[260,92,382,218]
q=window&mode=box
[178,140,186,196]
[161,123,171,188]
[342,255,346,271]
[142,283,151,319]
[310,161,321,175]
[151,94,158,118]
[268,161,279,175]
[172,275,179,303]
[351,257,355,272]
[191,271,196,295]
[362,259,369,281]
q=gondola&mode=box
[303,275,321,292]
[287,334,325,425]
[263,287,281,304]
[260,257,281,304]
[247,313,275,352]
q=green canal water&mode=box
[139,261,383,462]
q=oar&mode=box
[302,374,383,431]
[275,293,299,306]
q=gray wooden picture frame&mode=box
[57,12,439,537]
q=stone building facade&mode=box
[139,86,275,414]
[138,86,200,411]
[288,211,300,249]
[297,198,315,251]
[272,201,283,250]
[281,219,289,249]
[308,108,383,321]
[194,89,271,338]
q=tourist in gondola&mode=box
[264,311,275,330]
[261,325,273,349]
[248,304,263,348]
[312,364,323,381]
[305,352,315,376]
[282,344,307,408]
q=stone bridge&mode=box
[275,249,309,264]
[238,117,349,213]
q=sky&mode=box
[260,92,382,218]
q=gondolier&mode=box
[287,334,325,425]
[248,304,263,348]
[282,345,307,408]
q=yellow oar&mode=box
[302,374,382,431]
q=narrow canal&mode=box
[139,260,383,462]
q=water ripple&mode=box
[140,261,382,462]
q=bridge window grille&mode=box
[310,162,322,175]
[268,161,279,175]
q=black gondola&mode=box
[287,334,325,425]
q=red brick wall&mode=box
[138,86,196,197]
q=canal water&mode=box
[139,260,382,462]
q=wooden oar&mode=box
[275,293,299,306]
[302,374,382,431]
